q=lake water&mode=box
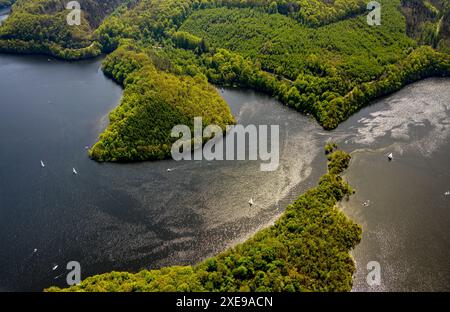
[0,54,327,291]
[0,7,9,25]
[0,54,448,291]
[337,79,450,291]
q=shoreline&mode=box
[1,53,448,291]
[47,148,362,292]
[340,132,450,291]
[0,0,448,292]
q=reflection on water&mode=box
[0,53,449,292]
[0,54,326,291]
[0,7,10,25]
[335,79,450,291]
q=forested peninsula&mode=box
[46,148,361,292]
[1,0,449,161]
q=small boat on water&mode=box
[72,168,78,175]
[249,198,254,207]
[52,265,58,271]
[54,273,64,280]
[445,191,450,196]
[388,153,393,161]
[40,160,45,168]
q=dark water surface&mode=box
[0,54,449,291]
[336,79,450,291]
[0,54,325,291]
[0,7,9,24]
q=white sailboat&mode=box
[72,168,78,175]
[40,160,45,168]
[249,198,254,207]
[388,153,393,161]
[54,273,64,280]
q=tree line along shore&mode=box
[0,1,449,161]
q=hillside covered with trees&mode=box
[0,0,449,152]
[0,0,128,58]
[401,0,450,52]
[47,148,361,292]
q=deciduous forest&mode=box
[0,0,449,292]
[1,0,449,150]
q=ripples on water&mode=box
[336,79,450,292]
[0,55,327,291]
[0,54,449,291]
[0,8,9,25]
